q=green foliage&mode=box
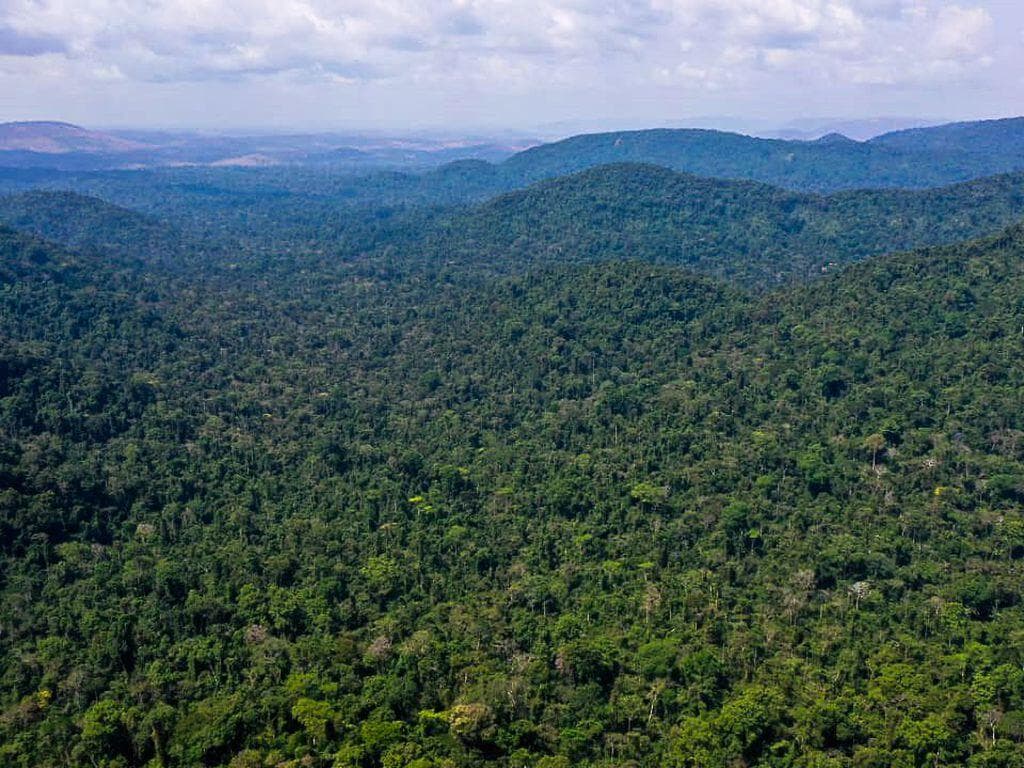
[2,168,1024,768]
[420,164,1024,287]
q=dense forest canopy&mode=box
[417,164,1024,285]
[5,163,1024,289]
[1,119,1024,768]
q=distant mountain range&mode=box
[0,121,153,154]
[2,117,1023,191]
[761,116,942,141]
[0,121,534,171]
[494,118,1024,192]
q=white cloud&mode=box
[929,4,992,57]
[0,0,1014,128]
[0,1,993,82]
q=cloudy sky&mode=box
[0,0,1020,132]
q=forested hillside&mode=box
[3,117,1024,223]
[2,179,1024,768]
[420,164,1024,285]
[5,164,1024,289]
[500,118,1024,191]
[0,191,217,270]
[870,117,1024,156]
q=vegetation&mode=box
[2,152,1024,768]
[501,118,1024,191]
[5,117,1024,223]
[420,163,1024,286]
[3,119,1024,765]
[0,190,214,270]
[6,162,1024,290]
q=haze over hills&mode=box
[6,154,1024,296]
[3,117,1024,194]
[7,161,1024,290]
[0,121,534,171]
[1,116,1022,252]
[761,116,943,141]
[352,115,1024,198]
[0,121,153,154]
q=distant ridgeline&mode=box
[499,117,1024,191]
[3,116,1024,201]
[4,163,1024,288]
[1,119,1024,767]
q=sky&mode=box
[0,0,1021,133]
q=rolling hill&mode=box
[0,121,152,154]
[3,117,1024,199]
[0,190,225,270]
[4,114,1024,768]
[415,163,1024,286]
[496,118,1024,192]
[6,163,1024,290]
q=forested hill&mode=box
[0,225,182,452]
[0,222,142,283]
[0,191,218,270]
[5,166,1024,291]
[497,117,1024,192]
[418,164,1024,286]
[870,116,1024,154]
[2,118,1024,221]
[2,207,1024,767]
